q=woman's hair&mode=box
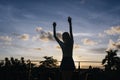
[62,32,71,43]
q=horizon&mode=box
[0,0,120,64]
[0,59,102,69]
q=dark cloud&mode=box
[47,32,54,41]
[116,43,120,49]
[39,31,54,41]
[33,48,41,51]
[56,33,62,39]
[88,48,106,54]
[35,27,62,41]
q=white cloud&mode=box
[32,35,39,41]
[98,33,105,38]
[81,38,98,46]
[36,27,43,32]
[12,32,30,41]
[0,36,12,42]
[73,32,93,37]
[104,26,120,35]
[19,34,29,41]
[106,39,119,51]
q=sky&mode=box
[0,0,120,63]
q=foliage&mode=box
[102,49,120,71]
[39,56,58,68]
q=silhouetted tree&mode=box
[4,57,11,67]
[10,57,15,65]
[102,49,120,71]
[20,57,25,64]
[0,61,4,68]
[39,56,58,68]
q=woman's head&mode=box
[62,32,70,42]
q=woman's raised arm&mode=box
[68,17,73,40]
[53,22,62,44]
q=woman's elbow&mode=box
[53,35,56,38]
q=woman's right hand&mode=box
[53,22,56,27]
[68,16,72,23]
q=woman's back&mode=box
[60,38,73,57]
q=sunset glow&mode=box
[0,0,120,66]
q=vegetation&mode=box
[102,49,120,71]
[39,56,58,68]
[0,53,120,80]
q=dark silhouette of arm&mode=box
[68,16,73,41]
[53,22,63,44]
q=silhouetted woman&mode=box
[53,17,75,80]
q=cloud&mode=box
[81,38,98,46]
[104,26,120,35]
[117,36,120,41]
[88,47,106,54]
[73,32,94,37]
[36,27,43,32]
[98,33,105,38]
[35,27,62,41]
[12,32,30,41]
[74,44,81,49]
[115,42,120,49]
[19,34,29,41]
[39,31,54,41]
[32,35,39,41]
[106,39,119,51]
[56,44,80,49]
[33,48,41,51]
[56,45,61,49]
[0,36,12,42]
[56,32,62,39]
